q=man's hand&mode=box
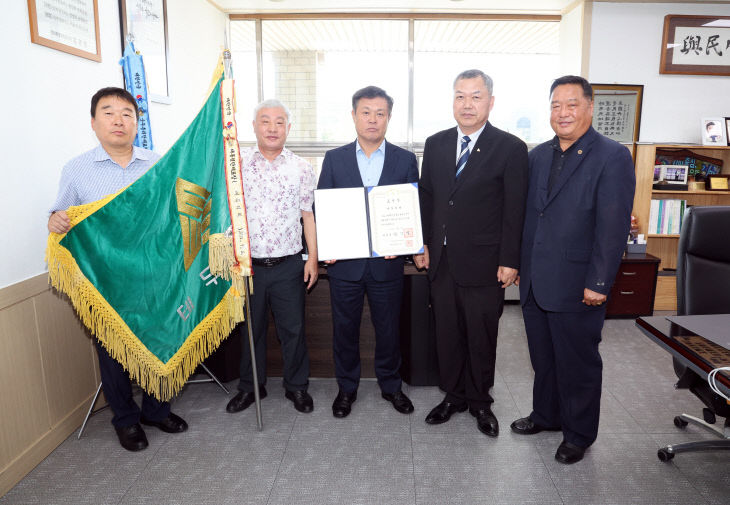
[324,259,337,265]
[48,210,70,234]
[303,257,318,290]
[384,255,396,260]
[497,266,518,288]
[413,245,430,270]
[582,288,607,306]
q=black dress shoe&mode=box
[226,386,267,413]
[555,441,586,464]
[425,400,468,425]
[115,423,148,452]
[285,389,314,413]
[382,390,414,414]
[470,407,499,437]
[332,390,357,418]
[141,412,188,433]
[510,416,561,435]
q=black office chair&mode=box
[658,205,730,461]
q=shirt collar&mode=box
[253,144,290,162]
[93,144,152,164]
[551,127,595,154]
[356,139,386,156]
[457,122,487,143]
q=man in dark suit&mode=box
[415,69,528,437]
[318,86,419,418]
[511,75,635,464]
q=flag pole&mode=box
[223,42,263,431]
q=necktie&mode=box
[455,135,471,178]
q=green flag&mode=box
[47,65,251,401]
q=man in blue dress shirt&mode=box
[48,87,188,452]
[317,86,419,418]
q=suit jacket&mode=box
[419,122,528,286]
[519,127,636,312]
[317,140,419,282]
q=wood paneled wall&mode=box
[0,274,100,497]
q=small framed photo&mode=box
[702,118,727,146]
[662,165,688,184]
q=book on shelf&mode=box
[649,199,687,234]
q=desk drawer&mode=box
[613,263,656,288]
[607,287,653,316]
[606,259,658,318]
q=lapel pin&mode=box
[476,148,480,152]
[578,149,583,155]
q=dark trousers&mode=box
[329,264,403,394]
[522,288,606,448]
[431,248,504,409]
[237,255,309,393]
[95,340,169,428]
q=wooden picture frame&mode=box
[27,0,101,62]
[119,0,171,103]
[659,15,730,76]
[590,84,643,145]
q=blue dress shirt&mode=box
[355,139,386,187]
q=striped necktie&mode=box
[455,135,471,178]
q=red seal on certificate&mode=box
[404,228,414,238]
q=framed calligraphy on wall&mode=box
[590,84,643,146]
[660,15,730,76]
[27,0,101,62]
[119,0,170,103]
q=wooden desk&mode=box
[203,265,439,385]
[636,315,730,461]
[636,316,730,396]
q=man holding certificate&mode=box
[317,86,419,418]
[416,70,528,437]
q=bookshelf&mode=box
[633,144,730,310]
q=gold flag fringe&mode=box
[42,61,244,402]
[46,226,243,402]
[209,232,253,295]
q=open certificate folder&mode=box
[315,183,424,261]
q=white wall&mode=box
[0,1,226,289]
[560,1,584,76]
[589,2,730,144]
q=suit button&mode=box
[442,224,446,229]
[449,200,454,206]
[539,212,544,217]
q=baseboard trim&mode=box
[0,392,95,498]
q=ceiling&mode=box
[209,0,579,15]
[230,18,560,53]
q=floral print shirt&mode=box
[241,146,315,257]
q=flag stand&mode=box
[186,363,230,393]
[244,280,264,431]
[77,364,230,439]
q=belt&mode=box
[251,254,292,268]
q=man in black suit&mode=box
[318,86,419,418]
[512,76,634,464]
[415,70,528,437]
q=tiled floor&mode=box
[3,306,729,504]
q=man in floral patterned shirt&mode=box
[225,99,318,415]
